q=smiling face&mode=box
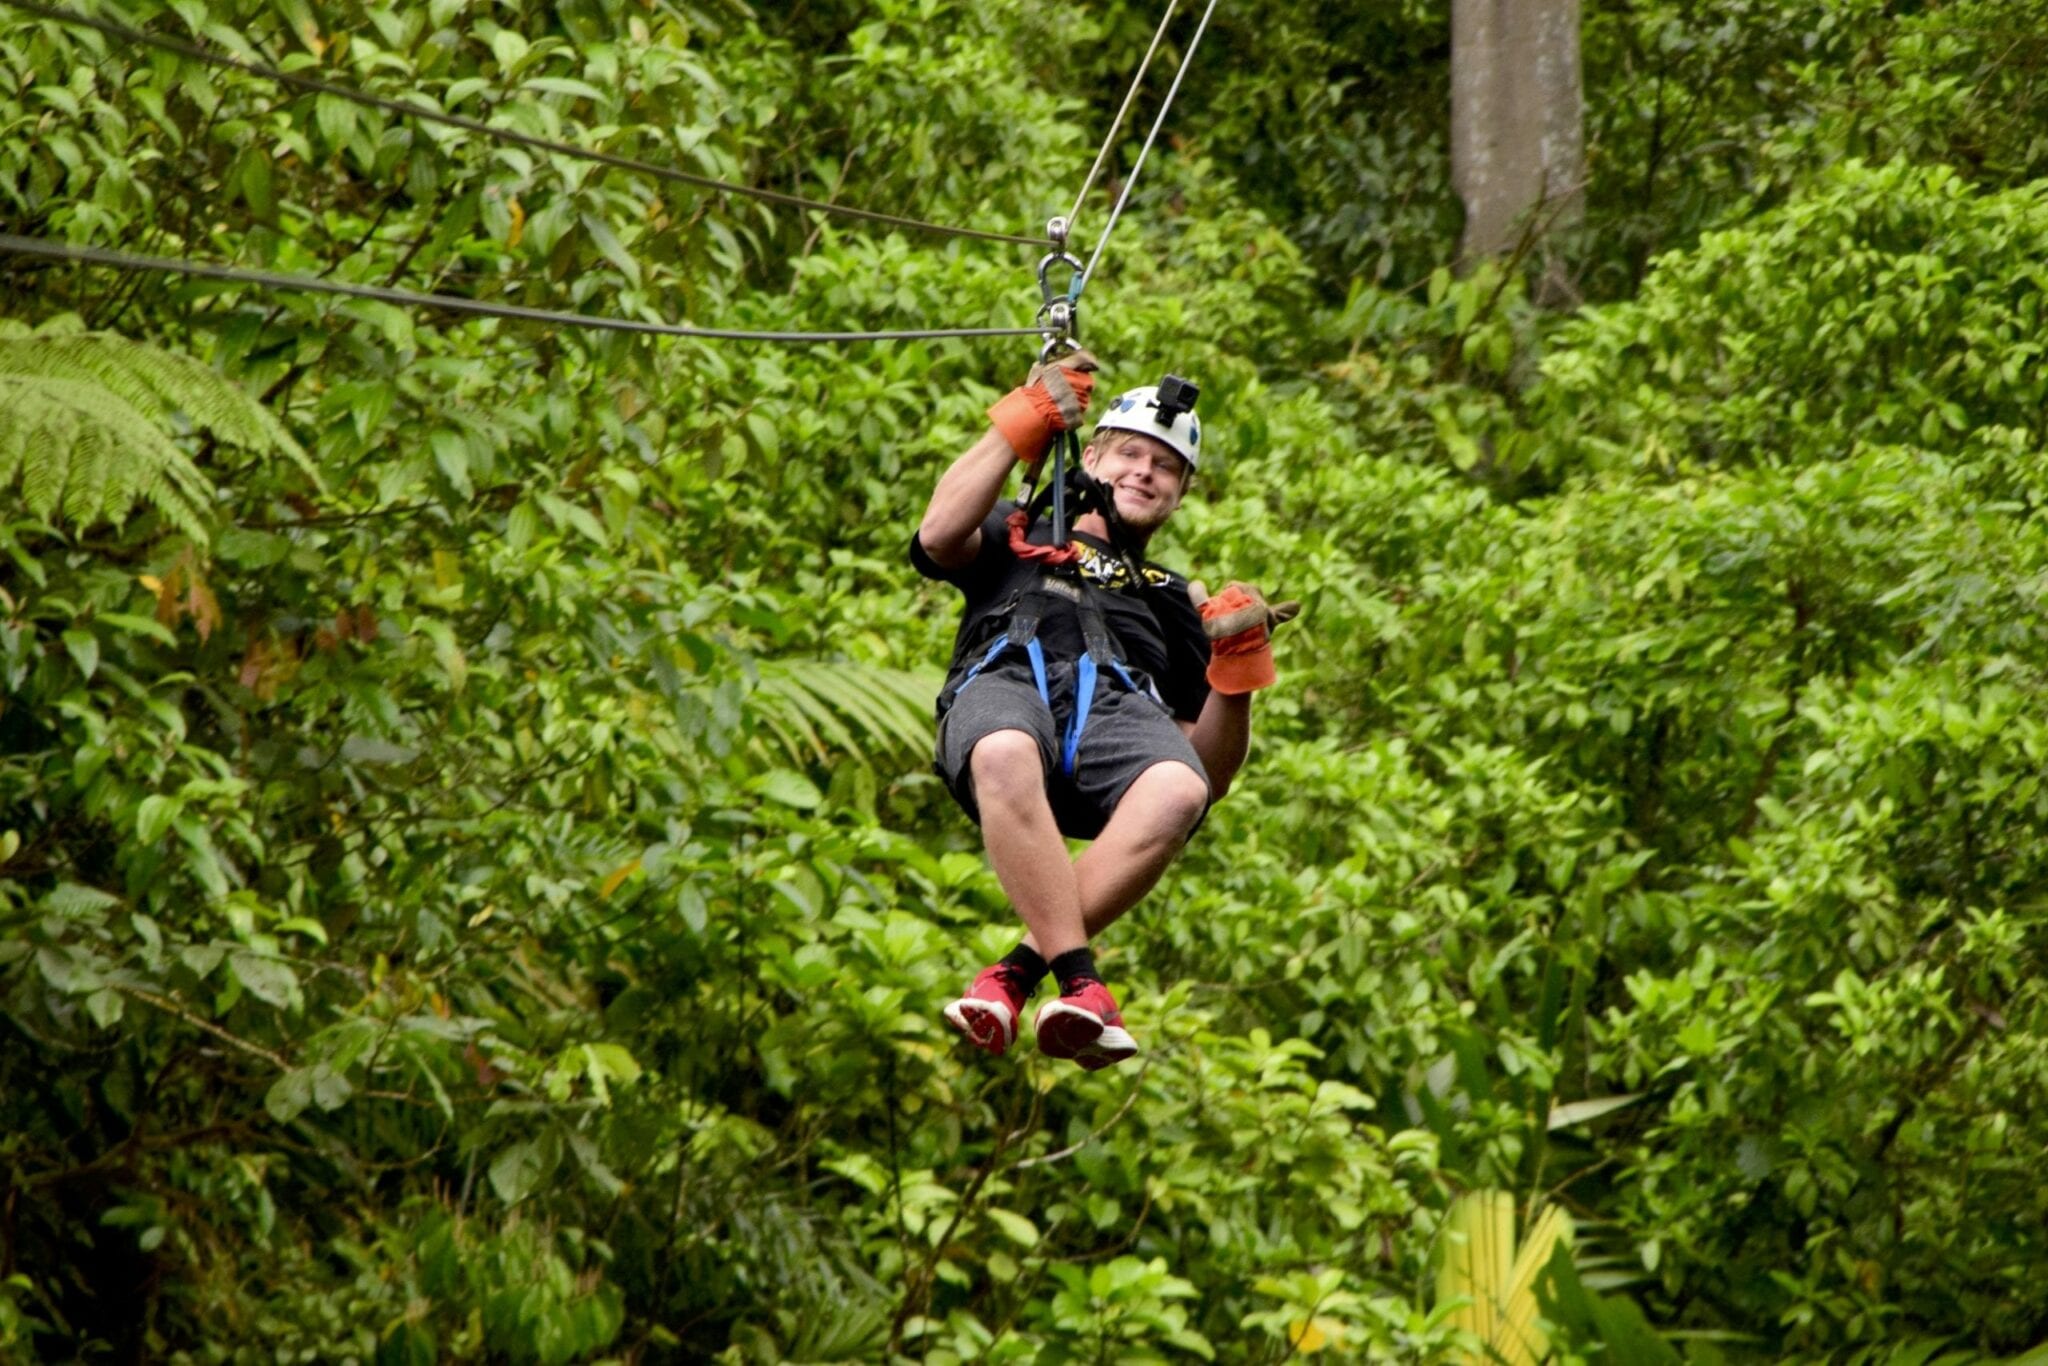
[1081,431,1192,534]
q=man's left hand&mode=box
[1189,581,1301,695]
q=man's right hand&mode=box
[988,348,1100,471]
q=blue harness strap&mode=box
[952,633,1012,698]
[951,595,1054,707]
[1062,653,1097,775]
[949,566,1141,776]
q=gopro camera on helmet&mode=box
[1094,375,1205,470]
[1153,374,1199,425]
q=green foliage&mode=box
[7,1,2048,1363]
[0,319,308,539]
[1576,0,2048,295]
[751,657,942,769]
[1542,160,2048,476]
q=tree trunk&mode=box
[1450,0,1584,294]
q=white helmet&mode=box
[1093,379,1202,470]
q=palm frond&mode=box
[750,657,942,770]
[1437,1190,1576,1366]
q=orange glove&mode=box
[1194,581,1301,695]
[987,348,1099,470]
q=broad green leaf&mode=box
[36,945,100,994]
[579,213,641,286]
[1547,1093,1644,1130]
[490,1138,553,1205]
[310,1063,353,1111]
[489,28,529,68]
[430,430,472,496]
[275,917,329,945]
[265,1068,314,1124]
[97,612,177,645]
[985,1208,1039,1248]
[524,76,606,101]
[340,735,419,765]
[44,882,118,917]
[583,1042,641,1086]
[216,527,290,568]
[135,794,183,845]
[752,769,822,809]
[505,499,540,551]
[230,951,298,1009]
[62,628,97,679]
[180,942,227,979]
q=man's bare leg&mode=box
[969,730,1088,957]
[1022,760,1209,954]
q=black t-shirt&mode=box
[910,502,1212,723]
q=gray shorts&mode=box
[935,658,1210,840]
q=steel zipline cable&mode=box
[0,235,1048,344]
[0,0,1043,248]
[1072,0,1221,304]
[1065,0,1180,231]
[1,2,1216,347]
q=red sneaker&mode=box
[943,964,1031,1057]
[1034,980,1138,1070]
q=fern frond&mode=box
[0,374,210,538]
[62,417,109,526]
[803,658,938,752]
[0,330,318,487]
[136,463,210,542]
[101,403,149,513]
[0,387,25,489]
[830,679,928,756]
[20,396,76,521]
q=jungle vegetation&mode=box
[6,1,2048,1361]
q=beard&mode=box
[1110,483,1177,532]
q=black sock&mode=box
[1049,946,1101,996]
[996,943,1049,997]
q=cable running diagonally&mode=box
[2,0,1042,248]
[1074,0,1222,301]
[0,236,1046,344]
[1065,0,1180,230]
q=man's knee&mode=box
[968,729,1048,810]
[1128,761,1210,838]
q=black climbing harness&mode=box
[950,570,1151,778]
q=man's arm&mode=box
[917,429,1023,571]
[1180,692,1251,799]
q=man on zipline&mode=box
[912,350,1293,1069]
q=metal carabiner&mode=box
[1036,216,1083,354]
[1036,253,1083,312]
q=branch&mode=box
[115,985,290,1069]
[1009,1059,1151,1170]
